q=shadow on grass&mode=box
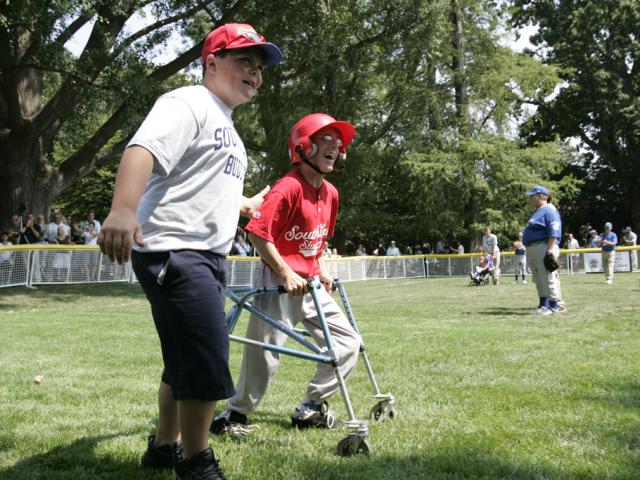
[272,449,570,480]
[475,307,532,316]
[0,432,169,480]
[0,283,144,304]
[585,378,640,409]
[279,443,639,480]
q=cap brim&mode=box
[323,121,356,147]
[226,42,283,66]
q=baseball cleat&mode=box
[532,307,552,316]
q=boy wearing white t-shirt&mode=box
[99,23,282,480]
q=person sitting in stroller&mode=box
[469,254,496,285]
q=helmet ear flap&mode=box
[295,138,316,162]
[334,151,347,172]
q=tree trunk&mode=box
[0,132,59,224]
[450,0,469,136]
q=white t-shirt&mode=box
[83,231,99,245]
[0,242,12,262]
[482,233,499,253]
[44,222,70,242]
[129,85,247,254]
[80,219,101,233]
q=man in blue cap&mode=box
[599,222,618,284]
[522,185,564,315]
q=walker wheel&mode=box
[336,436,371,456]
[369,402,397,422]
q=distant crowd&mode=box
[2,212,638,265]
[1,210,101,247]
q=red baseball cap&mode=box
[202,23,283,67]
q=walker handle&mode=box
[276,282,321,294]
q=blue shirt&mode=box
[522,204,562,246]
[599,232,617,252]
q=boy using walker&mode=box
[212,113,361,436]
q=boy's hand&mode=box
[319,271,334,293]
[282,271,309,296]
[240,185,270,218]
[98,210,144,264]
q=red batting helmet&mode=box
[288,113,355,169]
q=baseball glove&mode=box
[543,252,560,272]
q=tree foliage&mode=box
[1,0,577,252]
[511,0,640,233]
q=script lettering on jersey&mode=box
[284,224,329,257]
[213,127,239,150]
[224,154,246,180]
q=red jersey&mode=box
[245,168,339,277]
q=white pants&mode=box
[227,264,361,414]
[526,243,561,302]
[602,250,615,281]
[514,254,526,277]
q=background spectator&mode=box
[18,213,41,244]
[482,227,501,284]
[355,244,367,256]
[0,231,13,285]
[233,234,251,256]
[83,223,99,245]
[80,210,101,233]
[70,221,83,244]
[6,214,21,244]
[386,241,400,256]
[374,240,386,256]
[622,226,637,270]
[599,222,617,285]
[45,211,70,242]
[566,233,580,273]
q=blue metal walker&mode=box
[224,277,396,456]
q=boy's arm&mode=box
[240,186,270,218]
[99,146,154,263]
[318,256,333,292]
[248,232,308,296]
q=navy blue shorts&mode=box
[132,249,235,401]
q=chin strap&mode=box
[296,146,344,174]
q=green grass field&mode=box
[1,274,640,479]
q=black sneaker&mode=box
[210,410,253,438]
[140,434,183,469]
[175,448,226,480]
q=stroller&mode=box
[224,278,396,456]
[469,254,497,286]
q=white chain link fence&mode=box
[0,245,638,289]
